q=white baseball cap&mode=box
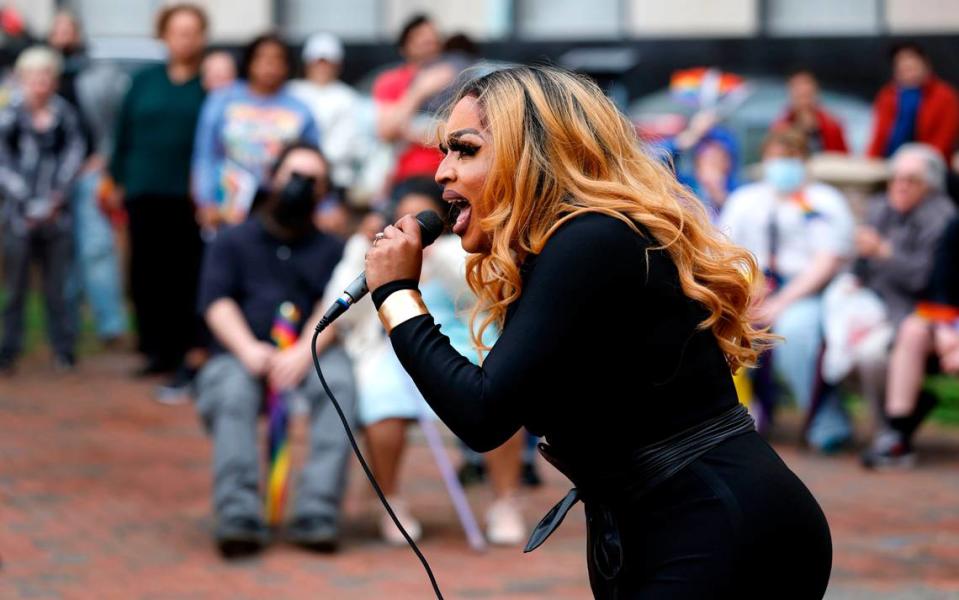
[302,32,344,64]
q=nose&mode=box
[435,153,455,187]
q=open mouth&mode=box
[445,194,472,236]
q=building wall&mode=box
[15,0,959,43]
[11,0,56,37]
[628,0,758,37]
[886,0,959,33]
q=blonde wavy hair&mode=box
[444,66,773,373]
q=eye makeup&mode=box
[439,126,484,158]
[452,140,478,156]
[439,139,480,158]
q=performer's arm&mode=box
[377,214,644,452]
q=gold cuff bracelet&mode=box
[378,289,429,334]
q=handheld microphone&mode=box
[319,210,445,330]
[310,209,449,597]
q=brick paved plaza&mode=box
[2,350,958,599]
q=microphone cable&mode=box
[310,319,445,600]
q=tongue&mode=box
[453,204,471,235]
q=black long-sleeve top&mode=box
[376,212,739,459]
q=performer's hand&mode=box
[365,213,424,291]
[239,340,276,377]
[267,346,312,390]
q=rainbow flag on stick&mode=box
[669,67,749,112]
[265,302,302,526]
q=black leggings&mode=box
[588,432,832,599]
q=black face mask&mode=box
[274,172,317,230]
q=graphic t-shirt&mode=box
[192,82,320,214]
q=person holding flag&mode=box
[194,142,355,557]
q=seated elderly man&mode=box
[863,215,959,468]
[720,128,855,452]
[852,143,955,424]
[194,142,356,557]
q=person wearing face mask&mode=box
[720,128,856,452]
[867,42,959,160]
[193,143,355,557]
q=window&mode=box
[385,0,511,41]
[627,0,758,37]
[766,0,881,36]
[279,0,381,41]
[517,0,622,40]
[66,0,161,37]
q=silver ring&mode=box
[373,232,385,247]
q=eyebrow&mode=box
[448,128,483,140]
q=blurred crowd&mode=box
[0,3,958,558]
[661,44,959,475]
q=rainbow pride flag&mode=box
[265,302,301,526]
[670,67,746,109]
[790,191,822,221]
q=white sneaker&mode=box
[379,497,422,546]
[485,496,525,546]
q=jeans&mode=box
[195,346,357,523]
[1,220,75,358]
[67,170,127,339]
[772,296,852,449]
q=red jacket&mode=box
[774,107,849,153]
[867,76,959,159]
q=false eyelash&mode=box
[440,141,479,157]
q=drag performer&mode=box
[364,66,832,599]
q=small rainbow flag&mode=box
[670,67,745,109]
[790,191,822,221]
[265,301,302,526]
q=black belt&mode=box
[523,404,755,581]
